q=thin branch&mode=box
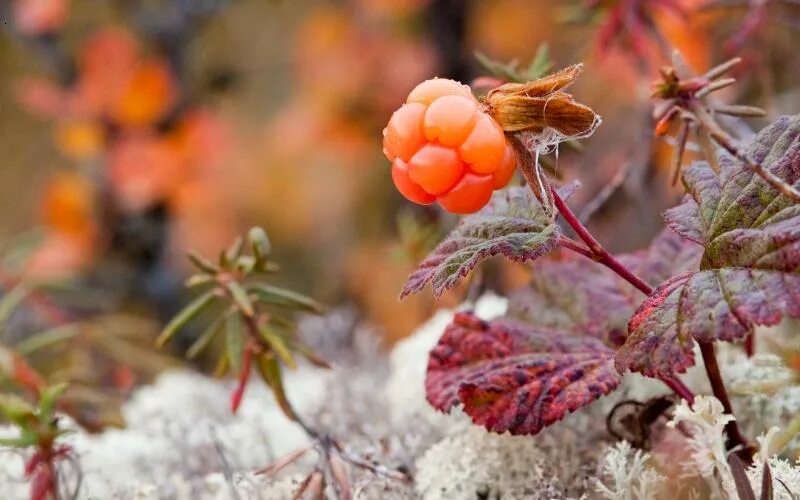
[578,161,633,222]
[698,341,752,461]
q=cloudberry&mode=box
[383,78,516,214]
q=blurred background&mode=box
[0,0,798,427]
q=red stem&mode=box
[549,184,698,402]
[551,187,654,296]
[698,341,752,460]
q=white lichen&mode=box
[595,441,665,500]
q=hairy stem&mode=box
[698,341,752,460]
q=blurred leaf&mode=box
[248,227,271,262]
[38,383,68,422]
[225,313,245,374]
[15,324,79,356]
[225,281,254,317]
[256,354,293,420]
[0,393,35,425]
[186,313,226,359]
[0,284,30,331]
[221,236,244,267]
[188,251,218,274]
[184,274,215,288]
[258,325,296,369]
[475,45,553,84]
[249,284,323,314]
[156,290,216,347]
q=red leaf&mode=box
[426,312,620,435]
[619,115,800,378]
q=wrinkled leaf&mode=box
[426,312,620,435]
[619,115,800,378]
[402,186,570,298]
[509,229,701,347]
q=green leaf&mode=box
[248,227,271,262]
[289,341,331,369]
[221,236,244,267]
[258,325,296,369]
[249,284,323,314]
[156,290,216,347]
[255,354,293,420]
[225,282,254,317]
[0,393,35,426]
[0,434,37,447]
[15,324,79,356]
[38,383,68,422]
[401,185,571,298]
[184,274,215,288]
[186,314,226,359]
[187,251,219,274]
[225,313,245,374]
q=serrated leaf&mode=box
[156,290,216,347]
[619,116,800,378]
[426,312,620,436]
[508,229,701,347]
[226,313,245,374]
[249,284,323,313]
[401,186,568,298]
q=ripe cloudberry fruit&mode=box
[383,78,516,214]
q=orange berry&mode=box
[391,158,436,205]
[437,173,494,214]
[458,113,506,174]
[408,143,464,195]
[383,102,426,162]
[423,95,478,147]
[406,78,474,106]
[491,144,517,189]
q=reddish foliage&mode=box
[426,312,620,435]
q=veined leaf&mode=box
[402,185,572,298]
[426,312,620,436]
[509,229,702,347]
[619,115,800,378]
[156,290,216,347]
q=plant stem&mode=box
[698,341,752,460]
[551,188,654,296]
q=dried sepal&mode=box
[485,64,600,140]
